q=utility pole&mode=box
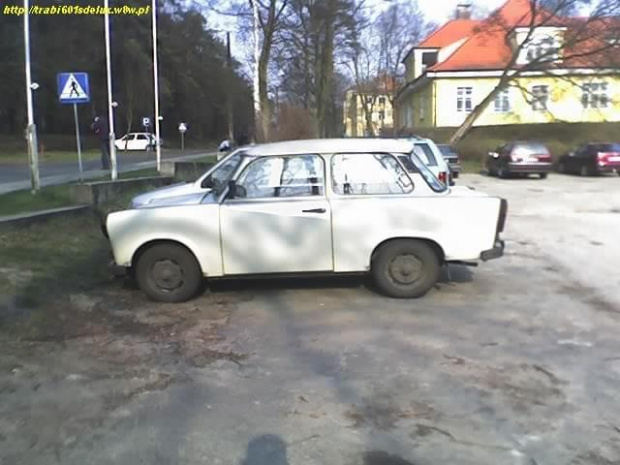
[226,32,234,143]
[152,0,162,172]
[104,0,118,180]
[252,0,261,142]
[23,0,40,193]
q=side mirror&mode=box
[227,180,247,199]
[201,176,213,189]
[488,151,499,159]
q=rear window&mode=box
[512,143,549,156]
[413,143,438,166]
[597,143,620,152]
[437,145,455,156]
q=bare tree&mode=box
[375,0,429,106]
[449,0,620,145]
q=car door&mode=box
[219,154,333,275]
[135,134,149,150]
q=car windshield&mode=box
[203,151,245,194]
[398,151,447,193]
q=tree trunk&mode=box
[316,0,335,138]
[258,51,271,141]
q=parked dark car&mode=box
[557,143,620,176]
[486,141,553,179]
[437,144,461,178]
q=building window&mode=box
[582,82,609,109]
[379,97,386,105]
[526,35,559,63]
[531,85,549,111]
[457,87,473,113]
[379,110,385,121]
[365,96,373,104]
[494,89,510,113]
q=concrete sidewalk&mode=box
[0,151,215,195]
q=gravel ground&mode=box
[1,172,619,465]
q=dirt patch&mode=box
[345,399,439,430]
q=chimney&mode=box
[455,3,472,20]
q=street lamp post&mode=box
[152,0,162,172]
[23,0,40,192]
[104,0,118,180]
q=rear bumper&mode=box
[507,162,553,173]
[481,240,505,261]
[598,164,620,173]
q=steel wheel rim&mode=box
[388,254,424,285]
[152,259,184,292]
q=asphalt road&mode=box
[0,148,210,193]
[1,173,620,465]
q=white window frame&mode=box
[494,89,511,113]
[582,82,609,109]
[531,85,549,111]
[525,35,560,64]
[456,87,473,113]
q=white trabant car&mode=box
[105,139,507,302]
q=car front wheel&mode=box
[135,243,203,302]
[371,240,440,298]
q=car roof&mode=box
[244,138,415,156]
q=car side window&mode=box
[235,154,325,199]
[331,153,413,195]
[412,143,437,166]
[136,134,148,140]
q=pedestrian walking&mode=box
[91,116,110,170]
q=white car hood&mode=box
[131,182,208,208]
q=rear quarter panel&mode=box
[106,204,223,276]
[330,194,501,272]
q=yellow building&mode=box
[343,89,395,137]
[395,0,620,131]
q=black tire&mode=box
[557,162,565,174]
[453,172,460,179]
[371,240,440,298]
[539,173,548,179]
[580,165,589,177]
[497,166,508,179]
[135,243,202,303]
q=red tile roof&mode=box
[413,0,619,73]
[418,19,480,48]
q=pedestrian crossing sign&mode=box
[57,72,90,104]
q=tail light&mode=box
[598,152,620,165]
[438,171,447,184]
[534,154,552,162]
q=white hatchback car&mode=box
[105,139,507,302]
[115,132,161,151]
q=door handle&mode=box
[302,208,326,214]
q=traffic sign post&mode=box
[178,122,187,152]
[58,72,90,181]
[142,117,152,152]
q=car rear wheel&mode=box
[580,165,589,177]
[497,167,508,179]
[135,243,202,303]
[371,240,440,298]
[539,173,548,179]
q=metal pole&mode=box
[24,0,40,193]
[104,0,117,180]
[73,103,83,182]
[226,32,234,143]
[181,132,185,152]
[152,0,162,172]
